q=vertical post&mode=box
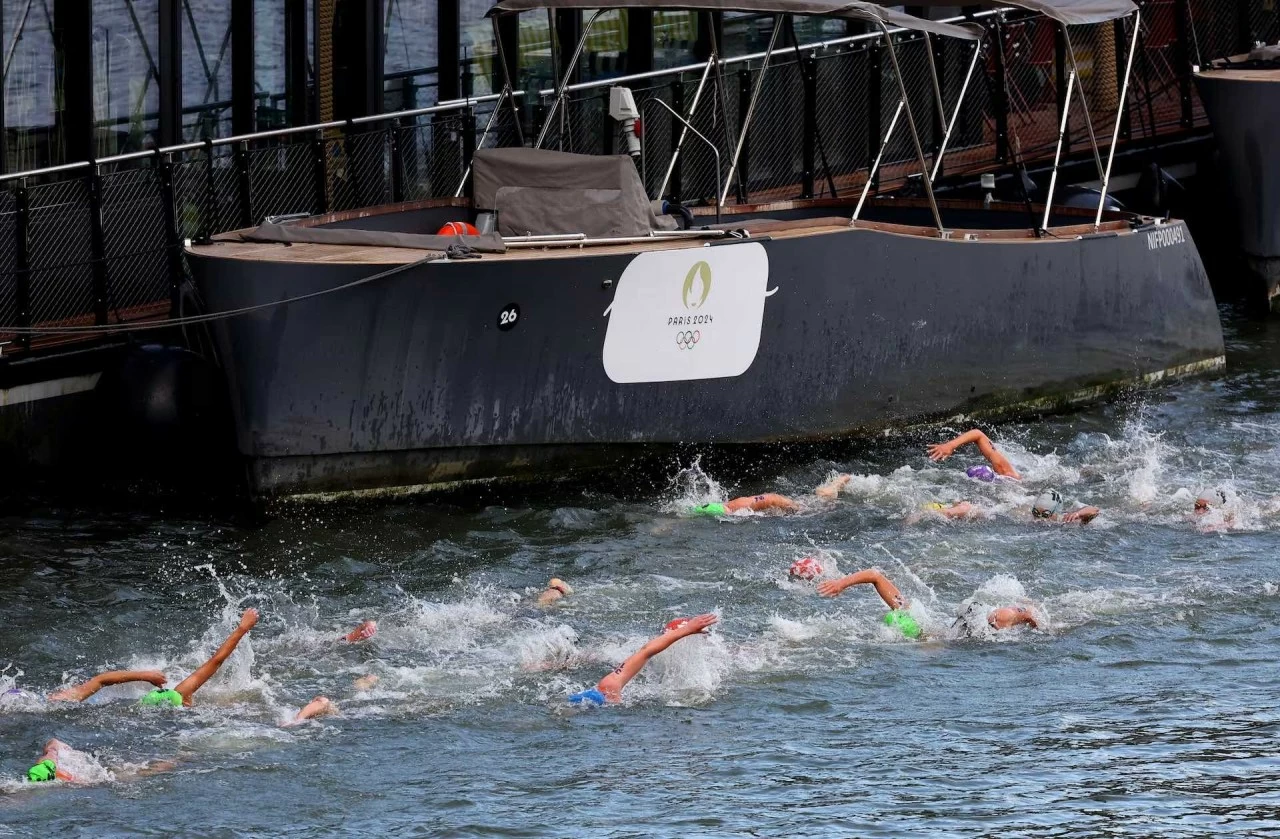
[720,16,782,207]
[930,33,946,158]
[460,106,476,198]
[201,140,218,241]
[1173,0,1194,127]
[87,167,110,325]
[1113,19,1131,143]
[0,4,5,172]
[235,141,253,228]
[286,0,310,125]
[1042,69,1075,232]
[14,183,31,348]
[801,52,817,199]
[1054,22,1068,156]
[1096,12,1141,229]
[389,122,405,202]
[312,130,330,214]
[991,14,1010,164]
[600,89,614,155]
[333,0,385,121]
[342,121,363,207]
[438,0,461,102]
[867,39,882,190]
[627,10,653,75]
[1235,0,1255,54]
[54,0,94,164]
[493,16,524,145]
[232,0,256,136]
[158,152,185,318]
[735,68,752,204]
[669,78,685,202]
[158,0,183,147]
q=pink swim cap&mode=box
[788,556,823,580]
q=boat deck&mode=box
[189,211,1135,266]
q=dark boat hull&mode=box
[1194,69,1280,308]
[190,220,1223,499]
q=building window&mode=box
[4,2,63,170]
[92,0,161,157]
[182,4,234,140]
[384,0,439,112]
[459,0,496,98]
[654,10,701,70]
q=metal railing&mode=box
[0,0,1271,353]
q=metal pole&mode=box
[1061,27,1104,180]
[491,17,524,147]
[641,98,720,224]
[930,37,981,182]
[877,22,943,232]
[719,15,782,207]
[455,89,507,197]
[1095,12,1141,229]
[1041,68,1075,232]
[536,10,604,149]
[657,54,714,200]
[854,99,904,221]
[922,33,946,153]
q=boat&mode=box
[186,0,1224,500]
[1193,44,1280,310]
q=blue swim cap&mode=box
[568,687,607,707]
[966,465,996,482]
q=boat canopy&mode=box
[473,147,680,237]
[486,0,982,41]
[909,0,1136,25]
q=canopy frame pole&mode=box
[707,21,745,203]
[491,16,525,147]
[853,98,904,221]
[1040,67,1075,231]
[657,53,715,201]
[454,88,507,197]
[922,32,947,165]
[641,98,722,224]
[719,15,783,207]
[877,20,944,232]
[1095,11,1140,230]
[929,34,982,182]
[1061,26,1104,180]
[535,9,605,149]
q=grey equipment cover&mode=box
[472,147,678,238]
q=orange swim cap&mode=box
[664,618,690,633]
[788,556,823,580]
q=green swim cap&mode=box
[884,610,922,640]
[27,759,57,782]
[689,503,727,517]
[139,688,183,707]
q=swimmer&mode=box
[689,493,799,517]
[1194,489,1228,515]
[135,608,259,708]
[537,578,573,606]
[986,606,1040,630]
[927,428,1022,480]
[567,613,718,706]
[45,670,169,703]
[1031,489,1100,524]
[342,620,378,643]
[788,556,825,580]
[815,474,853,500]
[24,738,173,784]
[921,500,977,520]
[25,739,75,782]
[817,568,924,639]
[282,695,337,727]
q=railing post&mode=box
[736,68,752,203]
[14,181,31,349]
[342,119,363,208]
[201,139,217,243]
[158,152,185,319]
[1235,0,1255,54]
[234,140,253,228]
[867,39,882,191]
[931,34,946,158]
[801,53,817,199]
[1055,22,1070,158]
[1174,0,1194,127]
[87,165,110,325]
[389,121,405,203]
[991,14,1011,164]
[669,77,685,202]
[311,129,329,214]
[461,106,476,199]
[1114,20,1131,142]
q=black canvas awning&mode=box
[486,0,983,41]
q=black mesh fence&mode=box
[250,140,319,221]
[0,191,14,337]
[98,164,171,317]
[26,179,95,326]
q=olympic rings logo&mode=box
[676,330,701,349]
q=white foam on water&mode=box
[661,457,728,513]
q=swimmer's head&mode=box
[567,687,607,707]
[1032,489,1063,519]
[664,618,690,633]
[966,465,997,483]
[688,502,727,518]
[139,688,183,707]
[1194,489,1227,514]
[26,759,57,783]
[884,610,922,639]
[788,557,823,580]
[922,501,946,512]
[547,578,573,596]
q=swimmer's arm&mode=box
[596,614,718,700]
[942,501,974,519]
[816,569,905,610]
[536,589,563,606]
[48,670,168,702]
[174,608,259,706]
[282,696,335,727]
[1061,506,1100,524]
[753,494,799,513]
[928,429,1021,479]
[815,474,852,500]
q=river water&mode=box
[3,306,1280,835]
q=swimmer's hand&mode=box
[815,474,852,500]
[816,579,849,597]
[1061,506,1100,524]
[239,608,260,631]
[140,671,168,688]
[926,441,958,462]
[343,620,378,643]
[676,614,718,636]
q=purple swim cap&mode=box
[966,465,996,482]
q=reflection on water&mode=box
[4,305,1280,833]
